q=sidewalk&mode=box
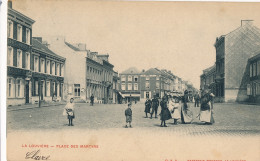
[7,101,67,112]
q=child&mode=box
[172,97,181,124]
[125,103,132,128]
[64,98,75,126]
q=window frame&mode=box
[17,24,22,42]
[7,46,13,66]
[17,49,22,68]
[8,20,13,39]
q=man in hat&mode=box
[150,95,160,119]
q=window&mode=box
[60,64,64,76]
[7,47,13,66]
[57,83,60,97]
[17,50,22,68]
[25,28,31,44]
[253,62,257,77]
[156,76,160,80]
[121,75,126,81]
[128,83,132,90]
[46,60,50,74]
[250,64,253,77]
[35,81,38,95]
[134,76,138,82]
[52,82,56,96]
[156,82,160,89]
[41,81,45,97]
[25,52,30,69]
[34,56,39,72]
[121,83,125,90]
[56,64,60,76]
[40,59,45,73]
[145,82,150,89]
[128,75,132,82]
[134,83,138,90]
[257,60,260,75]
[17,24,22,41]
[51,62,55,75]
[8,20,13,38]
[46,81,50,96]
[17,79,21,97]
[74,84,80,96]
[146,76,150,81]
[7,78,14,97]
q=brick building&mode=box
[247,53,260,103]
[7,2,35,105]
[201,20,260,102]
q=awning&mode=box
[121,94,140,97]
[118,92,125,98]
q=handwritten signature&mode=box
[25,150,50,160]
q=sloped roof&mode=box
[203,64,216,74]
[65,42,80,51]
[32,38,65,60]
[143,68,161,75]
[121,67,141,74]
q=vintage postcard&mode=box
[4,0,260,161]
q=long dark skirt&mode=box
[160,108,172,121]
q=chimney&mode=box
[241,20,253,26]
[8,0,12,8]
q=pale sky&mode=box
[12,0,260,89]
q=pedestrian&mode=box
[90,94,94,106]
[180,90,193,124]
[150,95,159,119]
[194,92,200,107]
[160,97,172,127]
[144,98,151,118]
[199,89,215,125]
[171,96,181,125]
[125,103,132,128]
[63,98,75,126]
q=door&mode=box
[25,80,29,103]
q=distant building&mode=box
[200,64,216,93]
[247,53,260,103]
[201,20,260,102]
[119,67,141,103]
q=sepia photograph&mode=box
[3,0,260,161]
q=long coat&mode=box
[144,99,152,113]
[160,100,172,121]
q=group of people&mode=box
[62,90,214,128]
[143,89,215,127]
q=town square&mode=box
[2,0,260,161]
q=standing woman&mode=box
[160,96,172,127]
[172,96,181,125]
[180,90,193,124]
[199,89,215,125]
[64,98,75,126]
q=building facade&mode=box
[112,72,120,104]
[7,3,35,106]
[119,67,141,102]
[47,37,87,102]
[31,38,65,104]
[214,20,260,102]
[201,20,260,102]
[200,64,216,99]
[247,53,260,103]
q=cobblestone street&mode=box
[7,102,260,136]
